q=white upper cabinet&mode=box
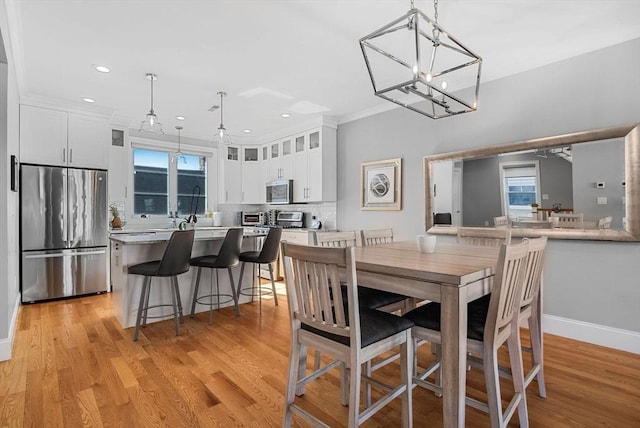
[242,146,263,203]
[269,138,293,180]
[220,145,242,204]
[292,127,337,203]
[20,105,108,169]
[67,113,109,169]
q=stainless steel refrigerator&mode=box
[20,164,108,303]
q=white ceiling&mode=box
[7,0,640,142]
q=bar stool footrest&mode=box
[195,293,235,306]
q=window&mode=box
[133,148,207,216]
[499,161,540,219]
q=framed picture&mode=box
[361,157,402,210]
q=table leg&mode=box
[441,286,468,428]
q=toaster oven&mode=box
[241,211,266,226]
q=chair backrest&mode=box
[433,212,452,225]
[281,242,360,346]
[258,226,283,263]
[550,212,584,228]
[457,227,512,247]
[213,228,244,268]
[361,228,393,246]
[484,241,530,344]
[314,231,358,247]
[519,237,548,311]
[157,229,195,276]
[493,216,510,228]
[598,216,613,230]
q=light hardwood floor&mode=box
[1,288,639,427]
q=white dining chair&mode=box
[550,212,584,229]
[457,226,512,247]
[404,241,531,427]
[281,242,413,427]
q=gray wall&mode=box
[572,139,625,228]
[462,153,573,226]
[337,38,640,332]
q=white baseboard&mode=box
[0,293,21,362]
[543,314,640,354]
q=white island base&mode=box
[110,229,263,329]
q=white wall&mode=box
[0,0,22,361]
[337,39,640,348]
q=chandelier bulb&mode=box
[426,73,433,82]
[441,81,448,90]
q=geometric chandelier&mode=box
[360,0,482,119]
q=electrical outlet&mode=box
[597,197,607,205]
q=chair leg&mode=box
[190,267,202,318]
[172,276,184,323]
[210,270,216,325]
[508,328,529,428]
[364,360,372,408]
[483,346,504,428]
[133,276,150,342]
[348,355,362,427]
[142,277,152,327]
[268,263,278,306]
[295,344,308,397]
[340,362,348,406]
[401,332,413,428]
[253,263,261,313]
[170,276,180,337]
[238,261,247,302]
[313,350,322,371]
[228,267,241,316]
[529,315,547,397]
[284,334,302,428]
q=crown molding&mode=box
[20,93,115,119]
[3,0,27,96]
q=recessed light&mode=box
[93,64,110,73]
[82,97,95,103]
[243,129,251,133]
[281,113,291,118]
[176,116,185,121]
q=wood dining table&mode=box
[353,241,500,428]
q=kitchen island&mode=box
[110,228,264,329]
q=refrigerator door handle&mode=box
[24,249,107,259]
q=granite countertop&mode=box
[110,227,264,245]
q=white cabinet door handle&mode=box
[69,148,73,163]
[62,148,66,163]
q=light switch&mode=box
[542,194,549,200]
[597,197,607,205]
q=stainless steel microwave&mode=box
[266,179,293,205]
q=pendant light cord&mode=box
[150,77,155,114]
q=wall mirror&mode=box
[424,124,639,241]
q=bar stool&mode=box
[190,228,243,324]
[127,229,195,342]
[237,227,282,312]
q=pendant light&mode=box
[212,91,232,145]
[171,125,184,164]
[360,0,482,119]
[139,73,164,133]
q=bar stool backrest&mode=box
[258,227,283,263]
[213,228,244,268]
[157,229,195,276]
